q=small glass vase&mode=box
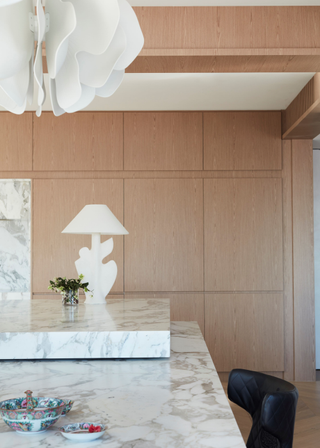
[62,289,79,306]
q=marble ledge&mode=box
[0,299,170,359]
[0,322,246,448]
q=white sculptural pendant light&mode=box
[0,0,144,116]
[62,205,128,305]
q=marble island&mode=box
[0,322,245,448]
[0,299,170,359]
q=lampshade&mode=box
[62,204,128,235]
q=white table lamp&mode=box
[62,204,128,304]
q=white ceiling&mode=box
[17,72,313,113]
[128,0,320,6]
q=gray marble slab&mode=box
[0,299,170,359]
[0,180,31,295]
[0,180,30,220]
[0,322,246,448]
[0,220,30,292]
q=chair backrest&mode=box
[228,369,299,448]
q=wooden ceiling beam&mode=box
[129,6,320,74]
[134,7,320,51]
[127,53,320,74]
[282,73,320,140]
[42,6,320,74]
[42,52,320,75]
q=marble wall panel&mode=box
[0,180,30,220]
[0,180,31,296]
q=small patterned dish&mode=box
[59,422,106,442]
[61,399,74,416]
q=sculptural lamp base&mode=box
[76,233,118,305]
[83,234,103,304]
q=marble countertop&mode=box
[0,322,245,448]
[0,298,170,332]
[0,299,171,359]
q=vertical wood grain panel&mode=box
[33,179,124,293]
[124,113,203,171]
[33,113,123,171]
[0,113,32,171]
[282,140,294,381]
[205,294,284,372]
[125,292,204,336]
[124,179,203,291]
[205,178,283,291]
[292,140,316,381]
[204,112,282,170]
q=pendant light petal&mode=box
[0,0,24,5]
[96,70,125,98]
[0,87,26,115]
[49,78,65,117]
[63,84,95,113]
[0,0,33,79]
[66,0,120,56]
[114,0,144,71]
[77,26,126,89]
[0,64,30,107]
[45,0,76,79]
[34,0,46,115]
[26,54,34,105]
[54,52,81,109]
[52,0,120,110]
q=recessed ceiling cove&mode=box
[2,72,312,112]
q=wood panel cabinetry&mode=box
[204,112,281,170]
[204,178,283,291]
[124,112,203,171]
[0,113,32,171]
[205,293,284,372]
[0,108,314,380]
[124,179,203,292]
[33,113,123,171]
[292,140,315,381]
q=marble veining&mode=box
[0,180,31,294]
[0,180,30,220]
[0,220,30,292]
[0,299,170,359]
[0,292,30,300]
[0,322,246,448]
[0,298,170,332]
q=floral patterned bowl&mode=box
[0,396,66,433]
[61,399,74,416]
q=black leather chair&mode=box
[228,369,299,448]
